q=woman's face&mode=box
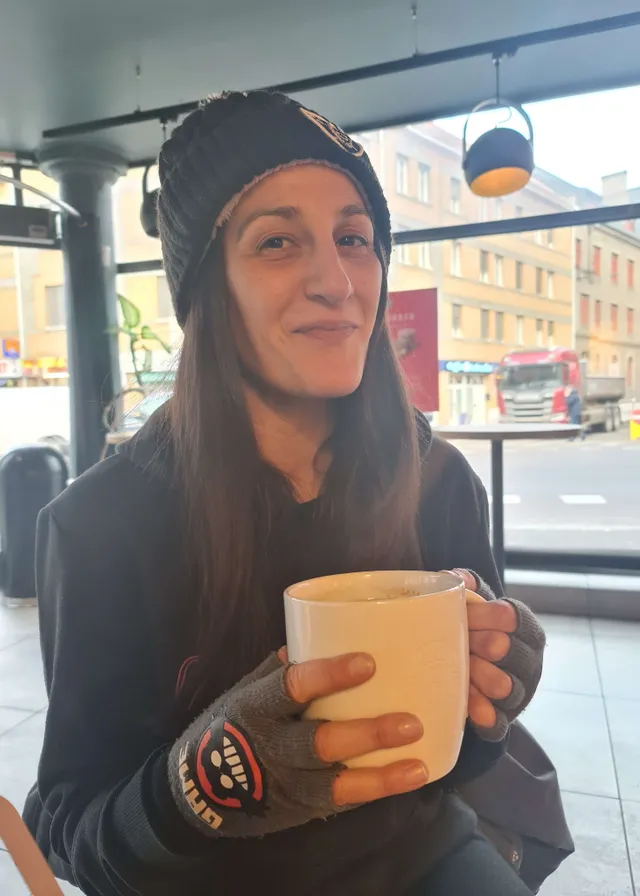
[223,165,382,399]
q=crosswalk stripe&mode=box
[560,494,607,505]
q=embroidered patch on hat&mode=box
[195,718,266,815]
[300,107,364,157]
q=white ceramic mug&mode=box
[284,570,468,783]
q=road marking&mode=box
[488,495,521,505]
[560,494,607,505]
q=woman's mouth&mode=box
[294,321,358,343]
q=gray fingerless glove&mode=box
[169,653,343,838]
[474,598,546,742]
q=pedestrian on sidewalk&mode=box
[566,385,586,441]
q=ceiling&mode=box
[2,0,640,165]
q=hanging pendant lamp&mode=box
[462,56,534,198]
[140,164,160,238]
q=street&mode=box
[448,431,640,553]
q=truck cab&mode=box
[497,348,578,424]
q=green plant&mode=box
[108,294,172,387]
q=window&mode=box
[396,242,411,265]
[594,300,602,328]
[575,238,583,270]
[628,259,635,289]
[548,320,555,347]
[418,164,431,203]
[547,271,554,298]
[480,250,489,283]
[628,307,635,337]
[611,252,619,284]
[593,246,601,276]
[452,303,463,337]
[395,154,409,196]
[495,255,504,286]
[417,242,432,269]
[480,309,490,340]
[534,230,543,245]
[628,356,635,388]
[449,177,461,214]
[535,267,543,294]
[611,303,619,331]
[496,311,504,342]
[515,261,523,291]
[547,230,554,247]
[611,354,620,377]
[515,205,523,217]
[450,240,462,276]
[45,285,65,329]
[495,198,503,219]
[516,315,524,345]
[479,198,489,222]
[536,319,544,346]
[157,276,173,319]
[580,294,590,328]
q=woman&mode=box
[24,91,545,895]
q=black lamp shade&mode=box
[463,128,534,197]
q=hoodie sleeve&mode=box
[23,502,214,896]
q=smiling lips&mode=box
[294,320,358,343]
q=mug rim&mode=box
[284,569,464,606]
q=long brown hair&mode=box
[170,239,424,701]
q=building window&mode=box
[396,242,411,265]
[516,315,524,345]
[628,356,635,388]
[479,198,489,222]
[534,231,543,245]
[575,238,583,270]
[611,252,619,284]
[515,261,523,291]
[395,154,409,196]
[452,303,463,337]
[480,250,489,283]
[611,303,619,331]
[417,242,432,269]
[449,177,461,214]
[157,276,173,319]
[547,230,554,247]
[580,294,590,328]
[418,164,431,203]
[480,308,490,340]
[495,311,504,342]
[628,259,635,289]
[547,271,554,298]
[451,240,462,276]
[594,299,602,329]
[45,284,65,329]
[495,255,504,286]
[611,354,620,377]
[535,267,543,295]
[515,205,524,217]
[536,319,544,346]
[593,246,601,276]
[628,307,635,337]
[548,320,555,347]
[495,198,503,220]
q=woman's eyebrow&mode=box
[236,206,297,240]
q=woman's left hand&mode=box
[454,569,546,742]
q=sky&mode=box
[436,85,640,196]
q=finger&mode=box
[468,684,497,730]
[465,589,486,606]
[469,630,511,663]
[277,646,288,665]
[467,600,518,633]
[449,568,478,591]
[285,654,375,706]
[332,760,429,807]
[470,655,513,701]
[314,714,423,764]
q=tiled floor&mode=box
[0,602,638,894]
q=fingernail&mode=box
[348,654,375,678]
[397,716,424,740]
[404,762,429,788]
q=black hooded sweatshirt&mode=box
[23,412,505,896]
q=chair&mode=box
[0,796,65,894]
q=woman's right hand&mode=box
[168,651,426,839]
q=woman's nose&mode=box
[304,242,353,306]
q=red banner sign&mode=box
[388,288,439,413]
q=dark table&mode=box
[434,423,580,586]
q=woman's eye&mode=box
[259,236,289,251]
[338,234,370,248]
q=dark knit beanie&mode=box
[157,90,391,328]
